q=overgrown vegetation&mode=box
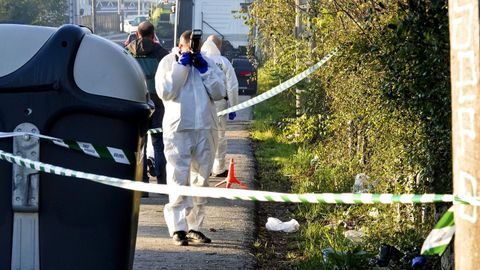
[248,0,450,269]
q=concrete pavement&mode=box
[133,96,256,270]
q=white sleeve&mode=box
[155,54,189,101]
[223,57,239,106]
[200,56,226,101]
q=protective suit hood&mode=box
[201,40,221,56]
[155,49,226,132]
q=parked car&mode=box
[121,15,148,33]
[232,57,257,95]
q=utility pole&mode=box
[174,0,193,46]
[173,0,179,47]
[294,0,308,116]
[307,0,315,62]
[68,0,74,24]
[294,0,302,116]
[449,0,480,268]
[91,0,96,33]
[120,0,125,33]
[117,0,121,32]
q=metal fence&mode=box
[79,13,120,33]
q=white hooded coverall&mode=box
[200,40,239,175]
[156,48,226,236]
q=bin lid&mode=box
[74,33,148,103]
[0,24,56,78]
[0,24,148,103]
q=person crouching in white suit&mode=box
[201,35,239,177]
[155,30,226,246]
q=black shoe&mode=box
[214,170,229,178]
[172,231,188,246]
[147,158,156,177]
[187,230,211,243]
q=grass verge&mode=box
[251,69,304,269]
[251,67,442,269]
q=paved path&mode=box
[133,96,256,270]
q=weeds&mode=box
[252,64,442,269]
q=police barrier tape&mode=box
[1,50,458,255]
[0,131,135,165]
[217,49,338,116]
[144,48,453,255]
[148,128,162,134]
[1,147,479,206]
[0,148,464,255]
[139,50,336,136]
[421,206,455,256]
[142,50,459,255]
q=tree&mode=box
[0,0,39,23]
[0,0,67,26]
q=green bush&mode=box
[249,0,450,268]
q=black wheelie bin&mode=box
[0,24,152,270]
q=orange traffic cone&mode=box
[214,159,248,189]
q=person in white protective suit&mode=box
[201,35,239,177]
[155,30,226,246]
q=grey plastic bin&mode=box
[0,24,151,270]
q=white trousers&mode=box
[163,129,218,236]
[212,99,228,174]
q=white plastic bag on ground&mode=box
[265,217,300,232]
[352,173,377,193]
[343,229,365,243]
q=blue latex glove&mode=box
[193,53,208,74]
[228,112,236,120]
[178,52,191,66]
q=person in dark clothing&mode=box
[126,21,169,195]
[126,22,167,62]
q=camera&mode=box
[190,29,203,65]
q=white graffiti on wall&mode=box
[459,171,478,223]
[452,0,478,223]
[457,51,478,103]
[451,3,474,50]
[458,108,476,156]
